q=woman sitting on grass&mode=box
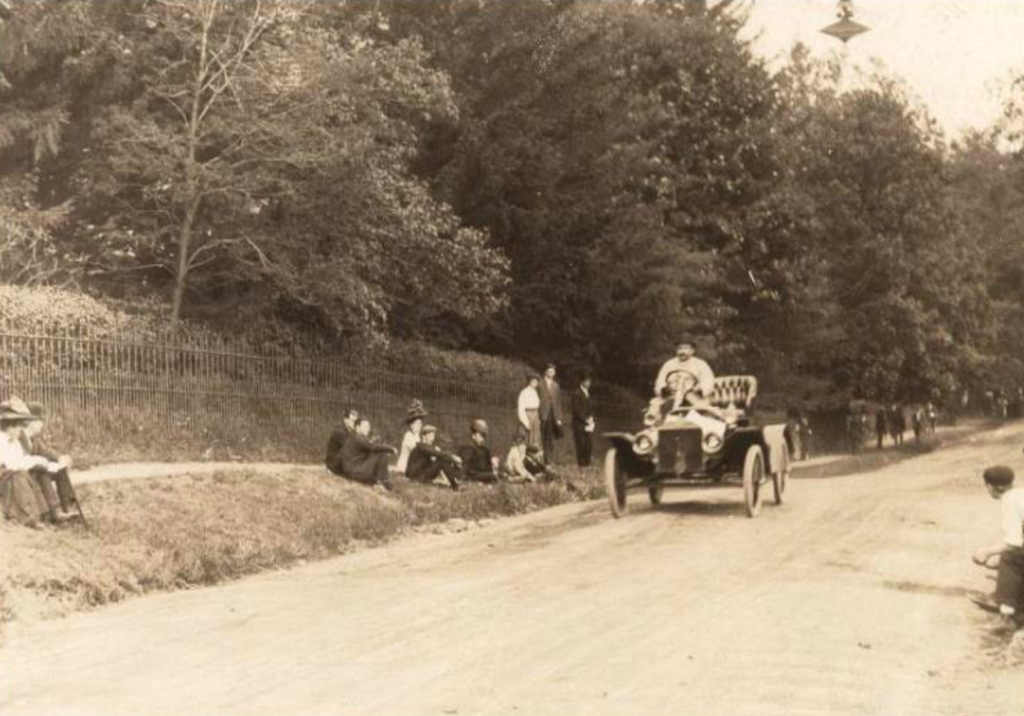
[0,401,68,527]
[396,400,428,476]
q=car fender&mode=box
[602,432,636,451]
[761,424,790,475]
[723,427,762,469]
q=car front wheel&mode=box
[604,447,629,518]
[742,444,765,518]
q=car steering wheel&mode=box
[665,370,699,402]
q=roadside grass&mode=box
[0,465,603,629]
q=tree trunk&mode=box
[170,198,199,325]
[170,3,213,328]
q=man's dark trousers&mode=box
[995,546,1024,611]
[572,423,592,467]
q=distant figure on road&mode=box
[875,408,889,449]
[889,405,905,446]
[325,408,359,476]
[971,465,1024,631]
[845,408,864,454]
[538,364,564,464]
[338,417,397,492]
[926,402,938,433]
[571,373,595,467]
[912,407,923,444]
[517,372,542,453]
[797,412,812,460]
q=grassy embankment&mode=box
[0,467,604,629]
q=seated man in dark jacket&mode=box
[458,419,500,484]
[407,425,460,490]
[22,401,81,523]
[337,417,396,491]
[325,408,359,476]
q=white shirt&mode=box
[654,356,715,397]
[0,432,58,472]
[1001,487,1024,548]
[506,444,528,479]
[396,430,420,474]
[517,385,540,427]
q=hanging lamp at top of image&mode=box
[820,0,870,43]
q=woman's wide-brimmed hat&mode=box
[0,397,37,424]
[405,398,429,423]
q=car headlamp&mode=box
[703,433,723,453]
[633,430,657,456]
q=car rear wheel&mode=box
[648,482,664,506]
[604,448,628,518]
[772,444,790,505]
[742,444,765,518]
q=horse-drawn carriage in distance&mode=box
[603,372,792,518]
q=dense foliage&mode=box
[1,0,1021,406]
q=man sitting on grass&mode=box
[972,465,1024,632]
[337,417,397,492]
[407,425,461,491]
[21,401,80,523]
[505,438,579,493]
[325,408,359,477]
[459,419,500,484]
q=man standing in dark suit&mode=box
[571,373,595,467]
[538,363,564,464]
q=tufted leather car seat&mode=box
[708,375,758,411]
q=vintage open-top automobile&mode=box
[603,371,792,518]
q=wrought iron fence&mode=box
[0,323,641,464]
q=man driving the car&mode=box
[654,338,715,402]
[653,338,727,441]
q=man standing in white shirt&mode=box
[654,338,715,399]
[973,465,1024,629]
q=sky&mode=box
[742,0,1024,138]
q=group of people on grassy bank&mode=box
[323,370,596,494]
[0,397,83,529]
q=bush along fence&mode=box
[0,322,642,465]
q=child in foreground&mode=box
[972,465,1024,630]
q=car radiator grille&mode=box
[656,426,703,475]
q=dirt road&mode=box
[2,425,1022,716]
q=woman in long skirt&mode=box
[517,373,542,452]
